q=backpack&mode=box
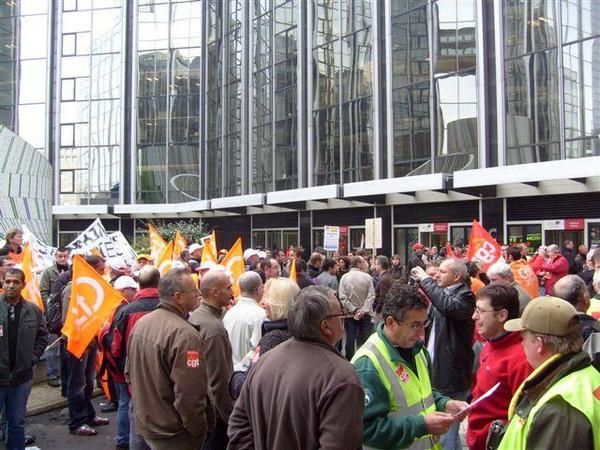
[582,323,600,371]
[97,321,120,378]
[45,284,67,334]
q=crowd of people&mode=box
[0,225,599,450]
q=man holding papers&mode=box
[467,284,532,450]
[352,283,469,449]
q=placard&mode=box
[323,226,340,252]
[365,218,382,249]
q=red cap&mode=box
[412,243,424,251]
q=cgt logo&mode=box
[187,350,200,368]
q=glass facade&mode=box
[0,1,48,153]
[59,1,122,205]
[1,0,597,208]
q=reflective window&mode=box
[312,0,341,185]
[59,5,122,205]
[136,1,201,204]
[391,4,431,176]
[504,0,561,164]
[340,1,374,183]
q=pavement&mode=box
[26,381,102,417]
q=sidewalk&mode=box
[27,382,101,417]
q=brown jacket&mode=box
[189,302,234,422]
[228,338,364,450]
[126,302,214,444]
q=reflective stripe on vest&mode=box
[499,364,600,450]
[356,334,439,450]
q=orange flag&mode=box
[148,224,167,262]
[466,220,502,272]
[8,251,24,264]
[62,255,124,358]
[201,231,219,266]
[174,231,187,256]
[445,242,455,258]
[21,244,44,312]
[157,241,176,276]
[288,257,297,283]
[222,238,245,297]
[510,260,540,300]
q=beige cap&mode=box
[504,296,579,336]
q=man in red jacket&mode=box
[467,283,533,450]
[540,244,569,295]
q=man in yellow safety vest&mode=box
[352,283,469,449]
[497,296,600,450]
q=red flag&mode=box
[466,220,502,271]
[445,242,455,258]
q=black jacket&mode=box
[420,278,475,394]
[0,295,48,386]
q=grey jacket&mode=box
[0,295,48,386]
[339,268,376,316]
[39,263,68,304]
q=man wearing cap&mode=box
[243,248,260,272]
[188,243,203,273]
[136,254,153,267]
[497,297,600,450]
[407,243,426,275]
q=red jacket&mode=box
[467,332,532,450]
[541,255,569,295]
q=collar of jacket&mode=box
[509,351,591,419]
[487,330,520,347]
[157,301,188,320]
[199,301,225,319]
[134,287,159,301]
[375,322,423,364]
[292,336,345,358]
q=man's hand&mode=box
[445,400,470,422]
[423,412,455,435]
[410,266,429,282]
[354,310,365,320]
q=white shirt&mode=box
[223,296,267,370]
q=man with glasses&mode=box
[467,284,532,450]
[352,283,469,449]
[228,286,364,450]
[0,268,48,450]
[411,258,475,450]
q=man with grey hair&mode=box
[126,268,213,450]
[487,261,531,314]
[554,274,600,341]
[189,270,235,450]
[411,258,475,450]
[223,271,266,370]
[228,286,364,450]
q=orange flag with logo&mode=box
[174,231,187,256]
[288,257,297,283]
[148,224,167,262]
[62,255,124,358]
[157,241,176,276]
[222,238,245,297]
[21,244,44,312]
[510,260,540,300]
[466,220,502,272]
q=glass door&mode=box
[420,231,447,249]
[544,230,584,249]
[589,222,600,250]
[508,224,542,255]
[450,225,471,247]
[394,227,419,265]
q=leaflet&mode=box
[453,382,501,417]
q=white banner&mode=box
[22,226,57,271]
[66,219,109,252]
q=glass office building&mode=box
[1,0,599,259]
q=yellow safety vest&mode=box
[499,359,600,450]
[353,333,441,450]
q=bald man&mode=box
[189,270,235,450]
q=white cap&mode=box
[257,250,266,259]
[243,248,259,260]
[189,243,203,254]
[110,258,128,272]
[113,276,139,290]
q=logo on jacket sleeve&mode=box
[187,350,200,368]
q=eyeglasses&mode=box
[398,319,430,330]
[474,307,499,315]
[324,309,346,320]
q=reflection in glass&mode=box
[504,0,557,58]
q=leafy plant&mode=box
[151,220,209,245]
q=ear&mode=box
[497,309,509,323]
[320,319,332,338]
